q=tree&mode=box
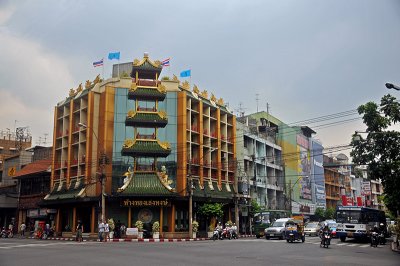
[198,203,224,228]
[324,207,335,220]
[314,207,325,221]
[249,199,261,217]
[351,94,400,216]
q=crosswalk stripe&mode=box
[336,243,347,246]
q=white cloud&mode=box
[0,28,75,145]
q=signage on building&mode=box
[8,166,16,176]
[46,209,58,214]
[361,182,371,196]
[241,206,248,216]
[122,199,170,207]
[27,209,39,218]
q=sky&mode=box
[1,0,399,158]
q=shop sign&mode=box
[126,228,138,236]
[46,209,58,214]
[122,199,170,207]
[39,208,48,216]
[241,206,248,216]
[27,209,39,218]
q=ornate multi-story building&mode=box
[43,53,236,237]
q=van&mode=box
[264,218,291,240]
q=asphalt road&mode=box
[0,236,398,266]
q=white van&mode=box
[264,218,291,240]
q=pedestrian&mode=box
[76,220,83,242]
[20,222,26,237]
[98,220,105,242]
[120,223,126,238]
[104,220,110,241]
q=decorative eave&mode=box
[192,180,233,199]
[131,53,162,79]
[117,171,176,196]
[125,110,168,128]
[121,139,171,157]
[44,179,86,201]
[128,84,166,101]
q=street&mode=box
[0,237,398,266]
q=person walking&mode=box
[98,220,105,242]
[104,221,110,241]
[20,223,26,237]
[76,220,83,242]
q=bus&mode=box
[335,206,386,242]
[253,210,290,238]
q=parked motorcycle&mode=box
[320,232,331,248]
[370,232,379,247]
[222,228,232,240]
[1,228,13,238]
[212,228,221,241]
[230,228,238,239]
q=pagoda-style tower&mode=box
[118,53,175,198]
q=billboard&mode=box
[311,140,326,209]
[297,135,312,200]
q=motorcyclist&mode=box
[231,223,238,238]
[371,225,379,234]
[216,222,223,239]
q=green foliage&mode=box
[107,218,115,231]
[324,207,335,219]
[314,207,325,220]
[351,94,400,216]
[198,203,224,220]
[208,224,214,232]
[152,221,160,232]
[135,220,143,232]
[250,199,261,217]
[192,221,199,232]
[226,220,233,226]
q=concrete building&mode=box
[43,53,236,238]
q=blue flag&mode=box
[108,52,120,60]
[180,69,191,77]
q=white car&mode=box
[304,222,319,236]
[264,218,291,240]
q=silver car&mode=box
[304,222,319,236]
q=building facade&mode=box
[43,54,236,237]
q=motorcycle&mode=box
[212,228,221,241]
[222,227,232,240]
[230,228,238,239]
[320,232,331,248]
[1,228,13,238]
[370,232,379,247]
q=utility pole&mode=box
[99,152,108,222]
[188,158,193,238]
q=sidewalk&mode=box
[26,234,255,243]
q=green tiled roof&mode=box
[125,112,168,127]
[121,140,171,157]
[118,172,175,196]
[45,181,85,201]
[128,87,166,100]
[192,180,233,199]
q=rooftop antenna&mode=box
[266,102,271,127]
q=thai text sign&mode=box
[122,199,170,207]
[361,182,371,196]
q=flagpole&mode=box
[102,58,104,80]
[118,58,120,78]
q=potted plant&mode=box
[152,221,160,239]
[192,221,199,239]
[135,220,144,239]
[108,218,115,239]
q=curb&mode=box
[27,235,254,242]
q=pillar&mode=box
[72,207,76,233]
[91,206,95,233]
[160,208,164,233]
[128,207,132,228]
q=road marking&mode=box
[0,242,87,249]
[359,245,369,248]
[347,244,358,247]
[336,243,347,246]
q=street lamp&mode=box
[188,147,218,239]
[78,122,108,222]
[385,83,400,91]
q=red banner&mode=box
[357,197,363,206]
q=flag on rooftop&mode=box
[108,52,120,60]
[180,69,191,77]
[93,59,104,67]
[161,58,170,67]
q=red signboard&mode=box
[356,197,363,207]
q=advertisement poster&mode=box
[297,135,312,200]
[311,141,326,208]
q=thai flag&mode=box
[93,59,104,67]
[161,58,170,67]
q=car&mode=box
[264,218,291,240]
[304,222,319,236]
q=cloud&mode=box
[0,27,75,144]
